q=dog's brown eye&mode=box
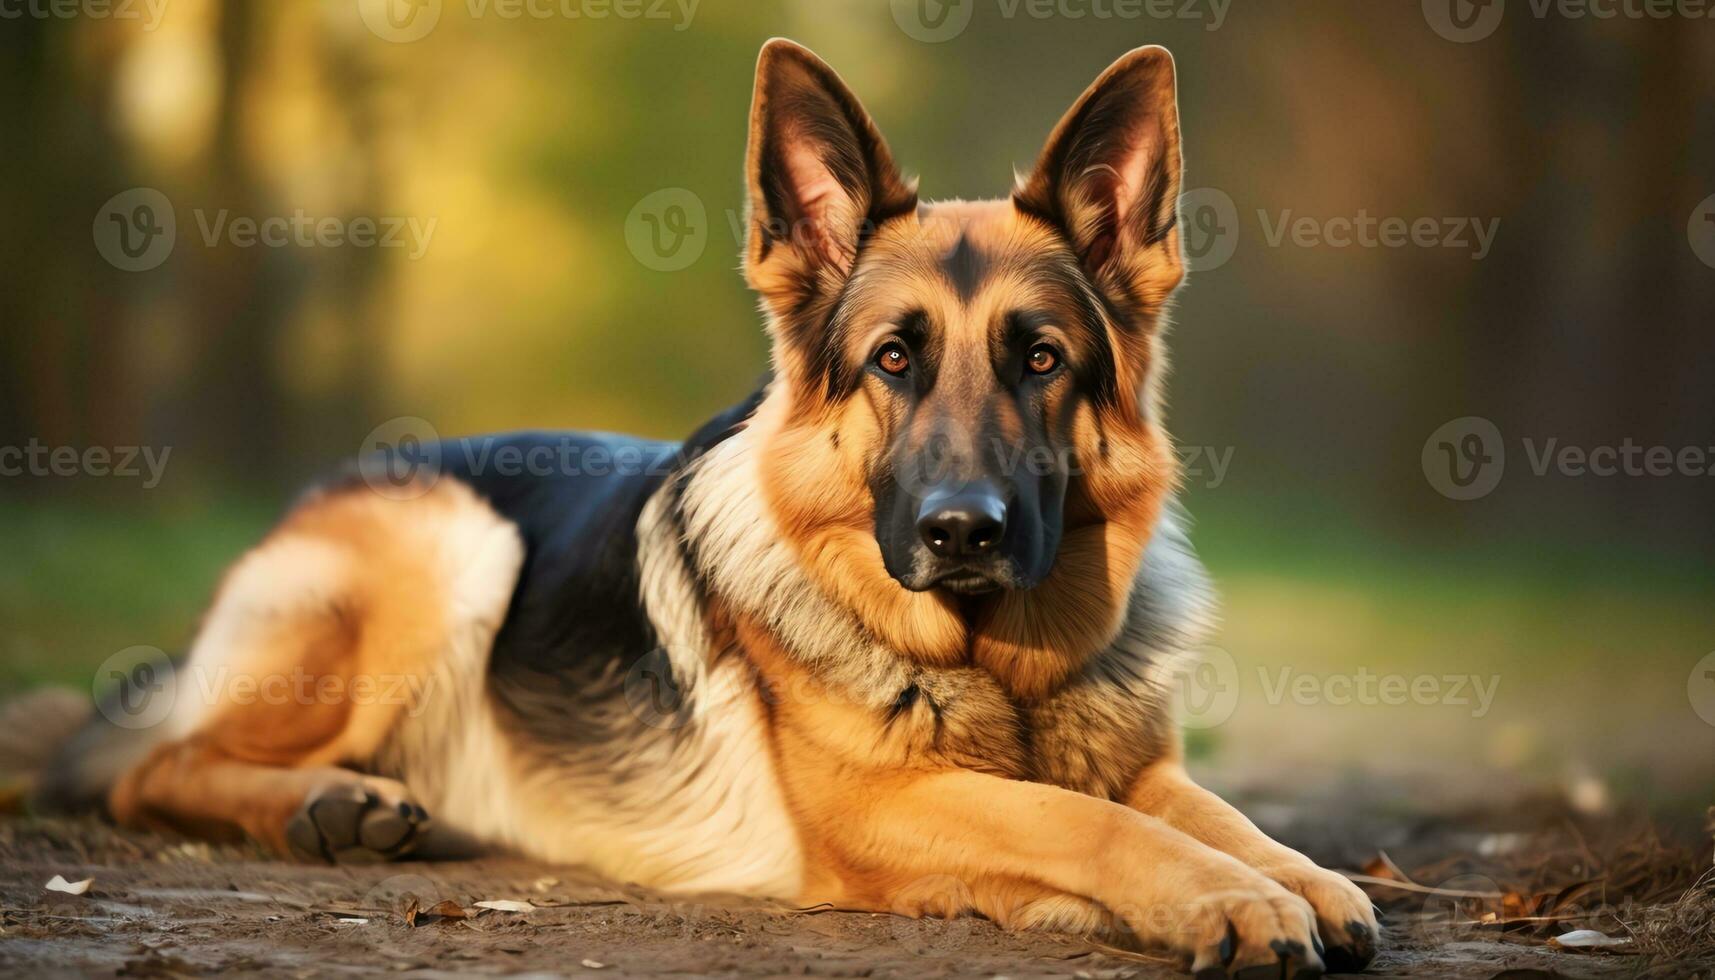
[1026,344,1059,375]
[876,343,910,376]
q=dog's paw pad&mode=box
[286,782,428,863]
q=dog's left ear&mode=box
[743,39,917,321]
[1015,46,1185,313]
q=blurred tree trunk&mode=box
[176,0,294,483]
[1488,22,1715,550]
[0,21,134,471]
[1610,25,1715,549]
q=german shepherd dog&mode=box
[40,40,1378,977]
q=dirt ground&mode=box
[3,796,1711,980]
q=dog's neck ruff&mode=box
[637,420,1216,712]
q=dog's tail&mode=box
[0,685,161,816]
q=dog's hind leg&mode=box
[113,737,428,861]
[106,478,523,862]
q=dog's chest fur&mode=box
[659,429,1215,800]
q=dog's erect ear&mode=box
[743,39,916,317]
[1014,46,1185,313]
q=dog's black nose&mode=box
[917,485,1008,558]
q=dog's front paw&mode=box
[1259,863,1377,973]
[1123,877,1326,979]
[285,777,429,864]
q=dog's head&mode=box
[742,40,1186,692]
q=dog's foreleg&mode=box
[1126,759,1379,971]
[820,768,1325,975]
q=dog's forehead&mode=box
[869,199,1072,317]
[911,199,1046,256]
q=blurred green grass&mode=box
[0,497,275,691]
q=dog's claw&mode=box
[1320,921,1376,973]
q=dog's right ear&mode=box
[743,39,916,330]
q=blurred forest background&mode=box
[1,1,1712,813]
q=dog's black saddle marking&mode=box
[435,381,767,741]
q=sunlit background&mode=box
[3,0,1712,816]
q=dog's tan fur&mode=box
[89,40,1379,975]
[109,479,513,856]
